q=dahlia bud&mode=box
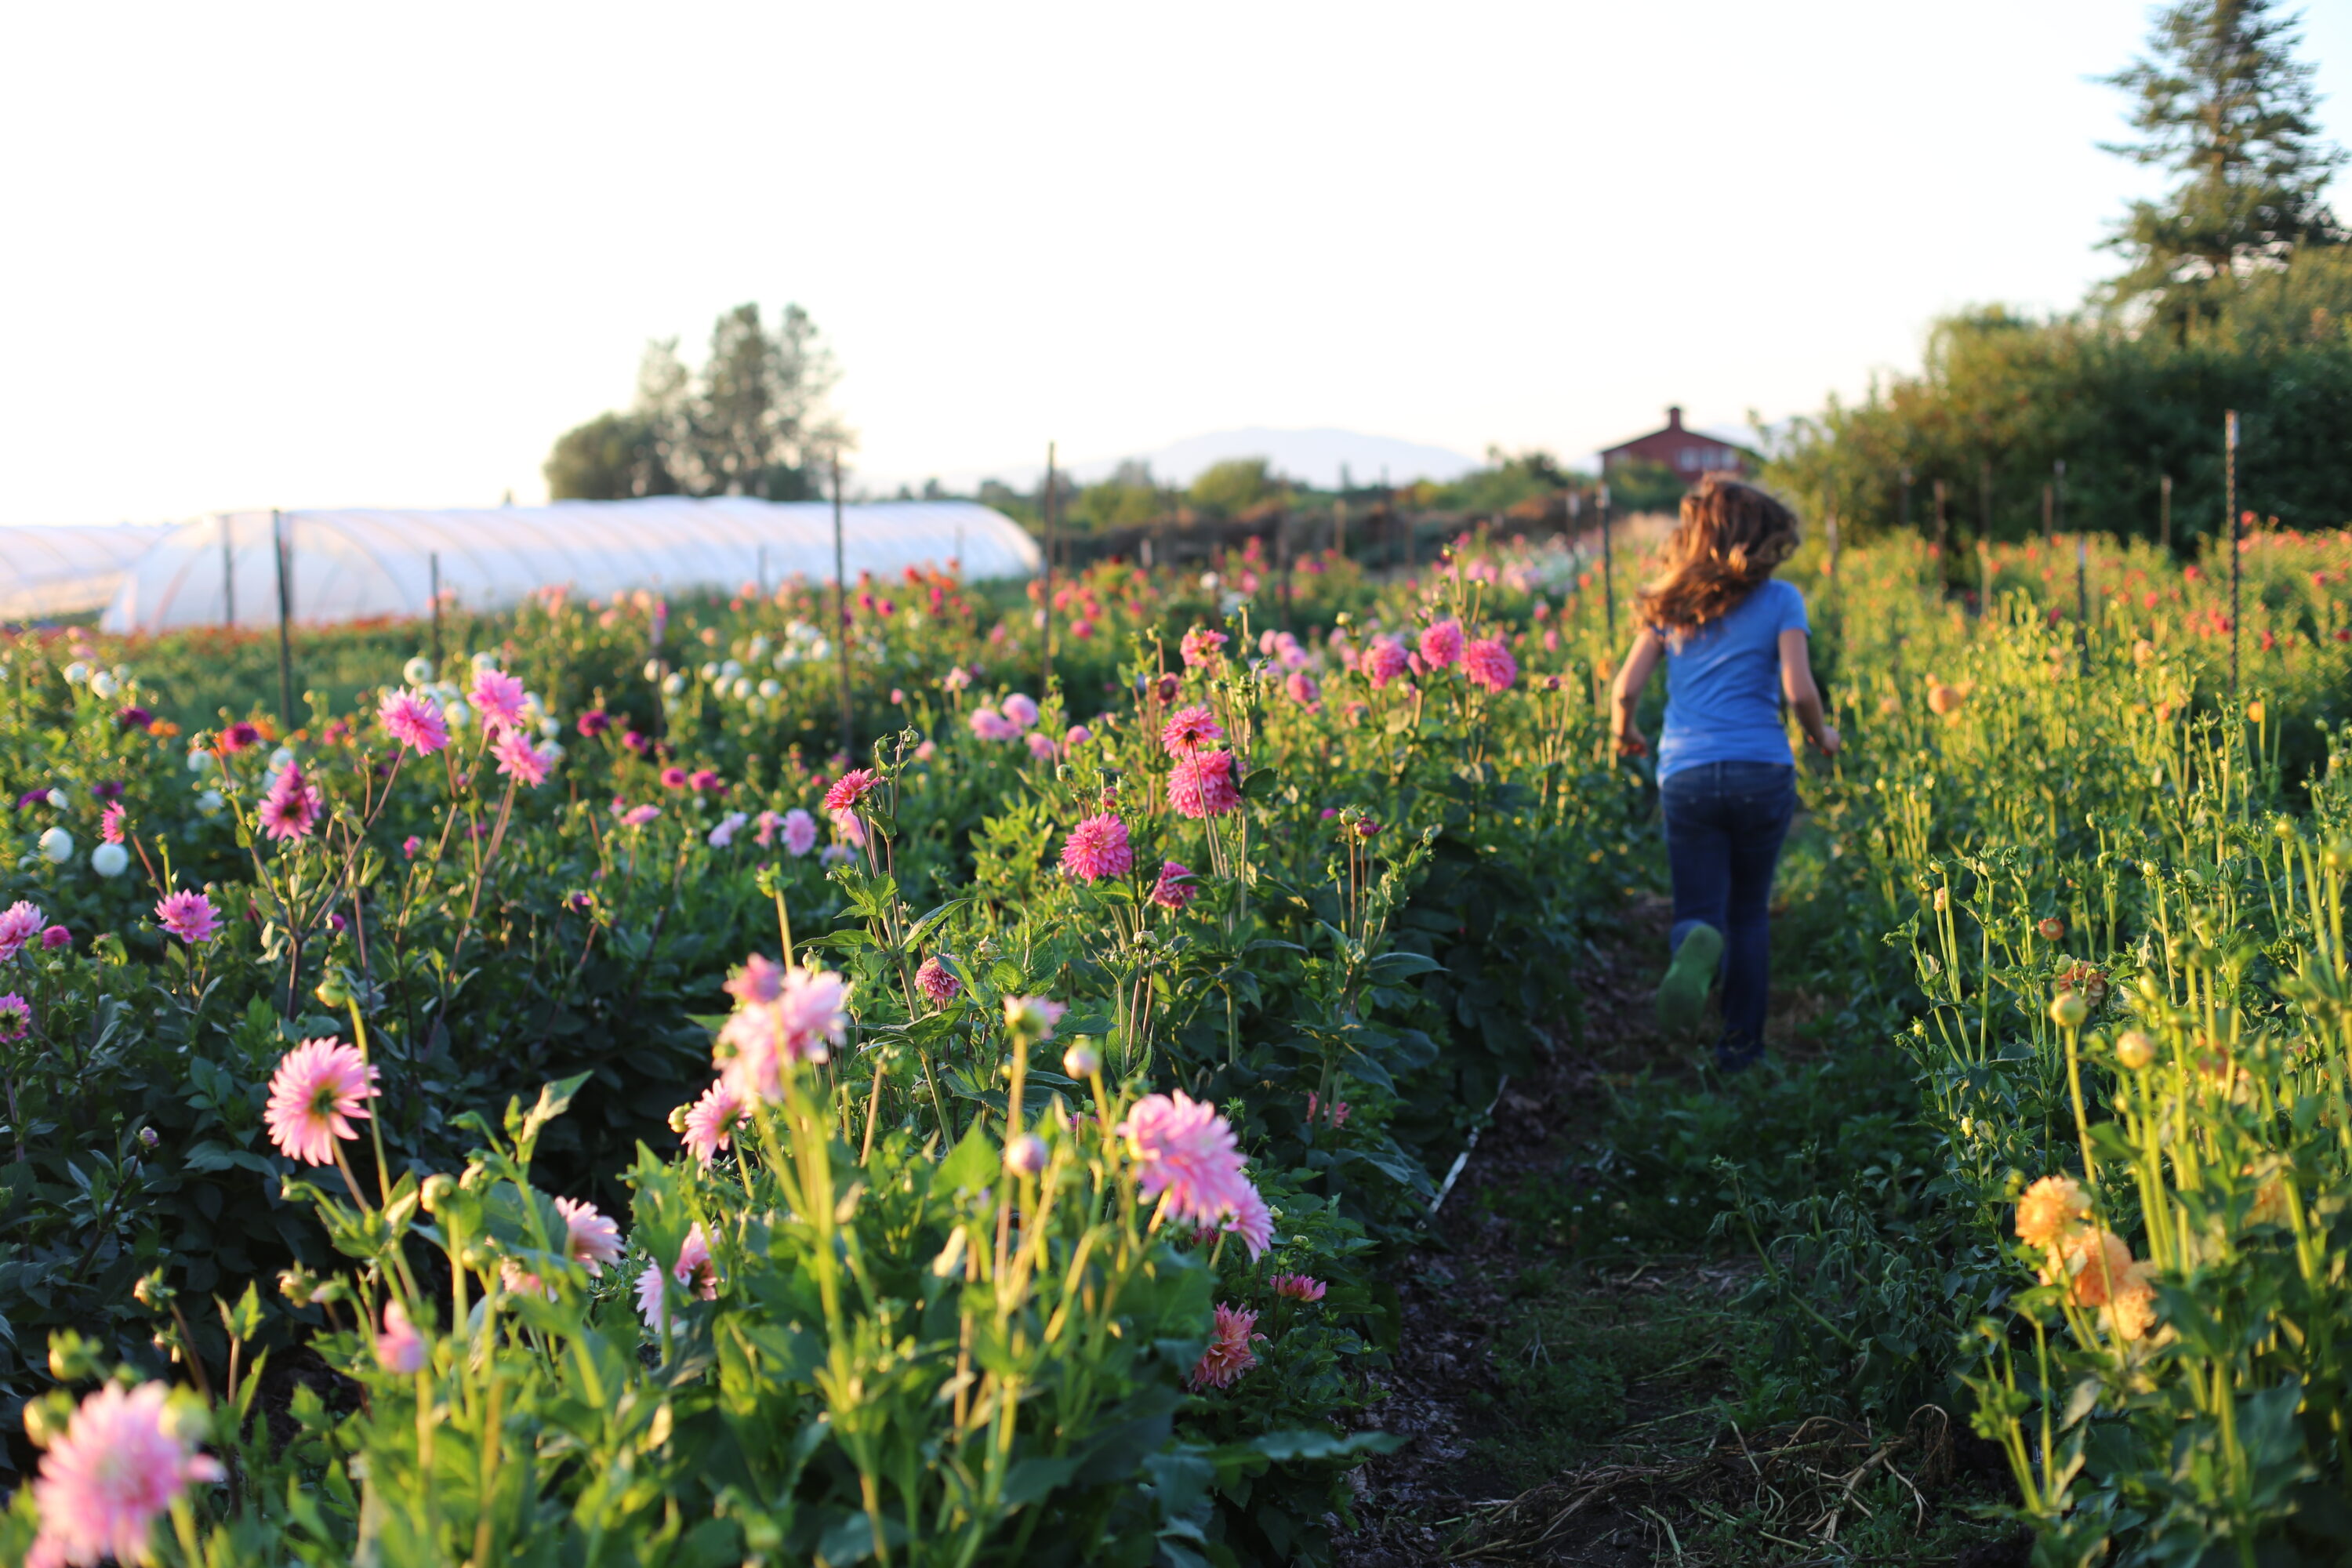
[1062,1041,1102,1078]
[419,1174,456,1214]
[22,1399,61,1449]
[2050,992,2090,1030]
[1003,1134,1048,1177]
[2272,816,2296,841]
[136,1127,159,1150]
[667,1104,693,1134]
[2114,1030,2156,1071]
[2037,917,2065,942]
[2324,840,2351,873]
[278,1268,317,1306]
[314,969,352,1007]
[133,1273,168,1308]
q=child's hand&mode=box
[1812,725,1842,757]
[1615,728,1649,759]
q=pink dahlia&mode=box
[916,956,961,1006]
[831,807,868,848]
[263,1037,379,1166]
[1001,692,1040,731]
[1004,1134,1048,1176]
[556,1196,624,1273]
[717,966,853,1099]
[1167,750,1242,819]
[256,762,319,841]
[378,688,449,755]
[1306,1091,1351,1128]
[1065,724,1093,748]
[1220,1179,1274,1260]
[374,1299,427,1374]
[689,768,722,793]
[1151,861,1199,912]
[753,809,783,846]
[619,803,660,827]
[1161,704,1225,757]
[724,953,788,1007]
[154,891,221,946]
[470,669,528,734]
[1363,636,1410,688]
[1284,671,1321,708]
[27,1381,223,1568]
[707,810,750,848]
[782,808,818,857]
[1271,1273,1327,1302]
[40,925,67,949]
[1187,1303,1265,1392]
[681,1080,747,1166]
[1025,730,1058,760]
[492,727,550,787]
[1418,618,1465,669]
[100,803,127,845]
[1061,813,1133,881]
[575,709,612,738]
[0,993,30,1042]
[1180,626,1229,668]
[970,707,1020,742]
[220,721,262,753]
[660,765,689,790]
[1004,996,1069,1040]
[0,898,46,960]
[1117,1091,1250,1228]
[635,1224,719,1334]
[824,768,880,813]
[1462,636,1518,693]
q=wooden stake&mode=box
[2225,411,2240,706]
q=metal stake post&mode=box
[2225,411,2240,707]
[1933,478,1948,556]
[220,514,236,628]
[833,455,853,757]
[1899,467,1912,535]
[428,552,444,670]
[2053,459,2066,539]
[2159,474,2172,554]
[272,510,296,729]
[2076,532,2090,675]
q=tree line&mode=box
[1765,0,2351,544]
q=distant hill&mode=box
[1087,428,1483,489]
[880,428,1484,497]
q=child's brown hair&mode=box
[1635,475,1799,643]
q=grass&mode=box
[1338,811,2023,1566]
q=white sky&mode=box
[2,1,2347,524]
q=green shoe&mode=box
[1657,924,1722,1036]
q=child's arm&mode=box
[1777,628,1842,756]
[1609,628,1663,757]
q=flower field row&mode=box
[0,539,1640,1565]
[1769,527,2352,1562]
[8,517,2347,1564]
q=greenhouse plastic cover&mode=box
[99,499,1040,634]
[0,524,176,621]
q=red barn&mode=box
[1599,407,1751,483]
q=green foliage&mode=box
[1763,271,2352,545]
[1189,459,1275,519]
[543,410,676,501]
[2100,0,2347,325]
[549,302,843,505]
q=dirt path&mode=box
[1332,897,2026,1568]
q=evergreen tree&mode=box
[2101,0,2346,326]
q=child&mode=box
[1607,476,1839,1072]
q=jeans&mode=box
[1659,760,1797,1069]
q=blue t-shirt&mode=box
[1653,578,1808,780]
